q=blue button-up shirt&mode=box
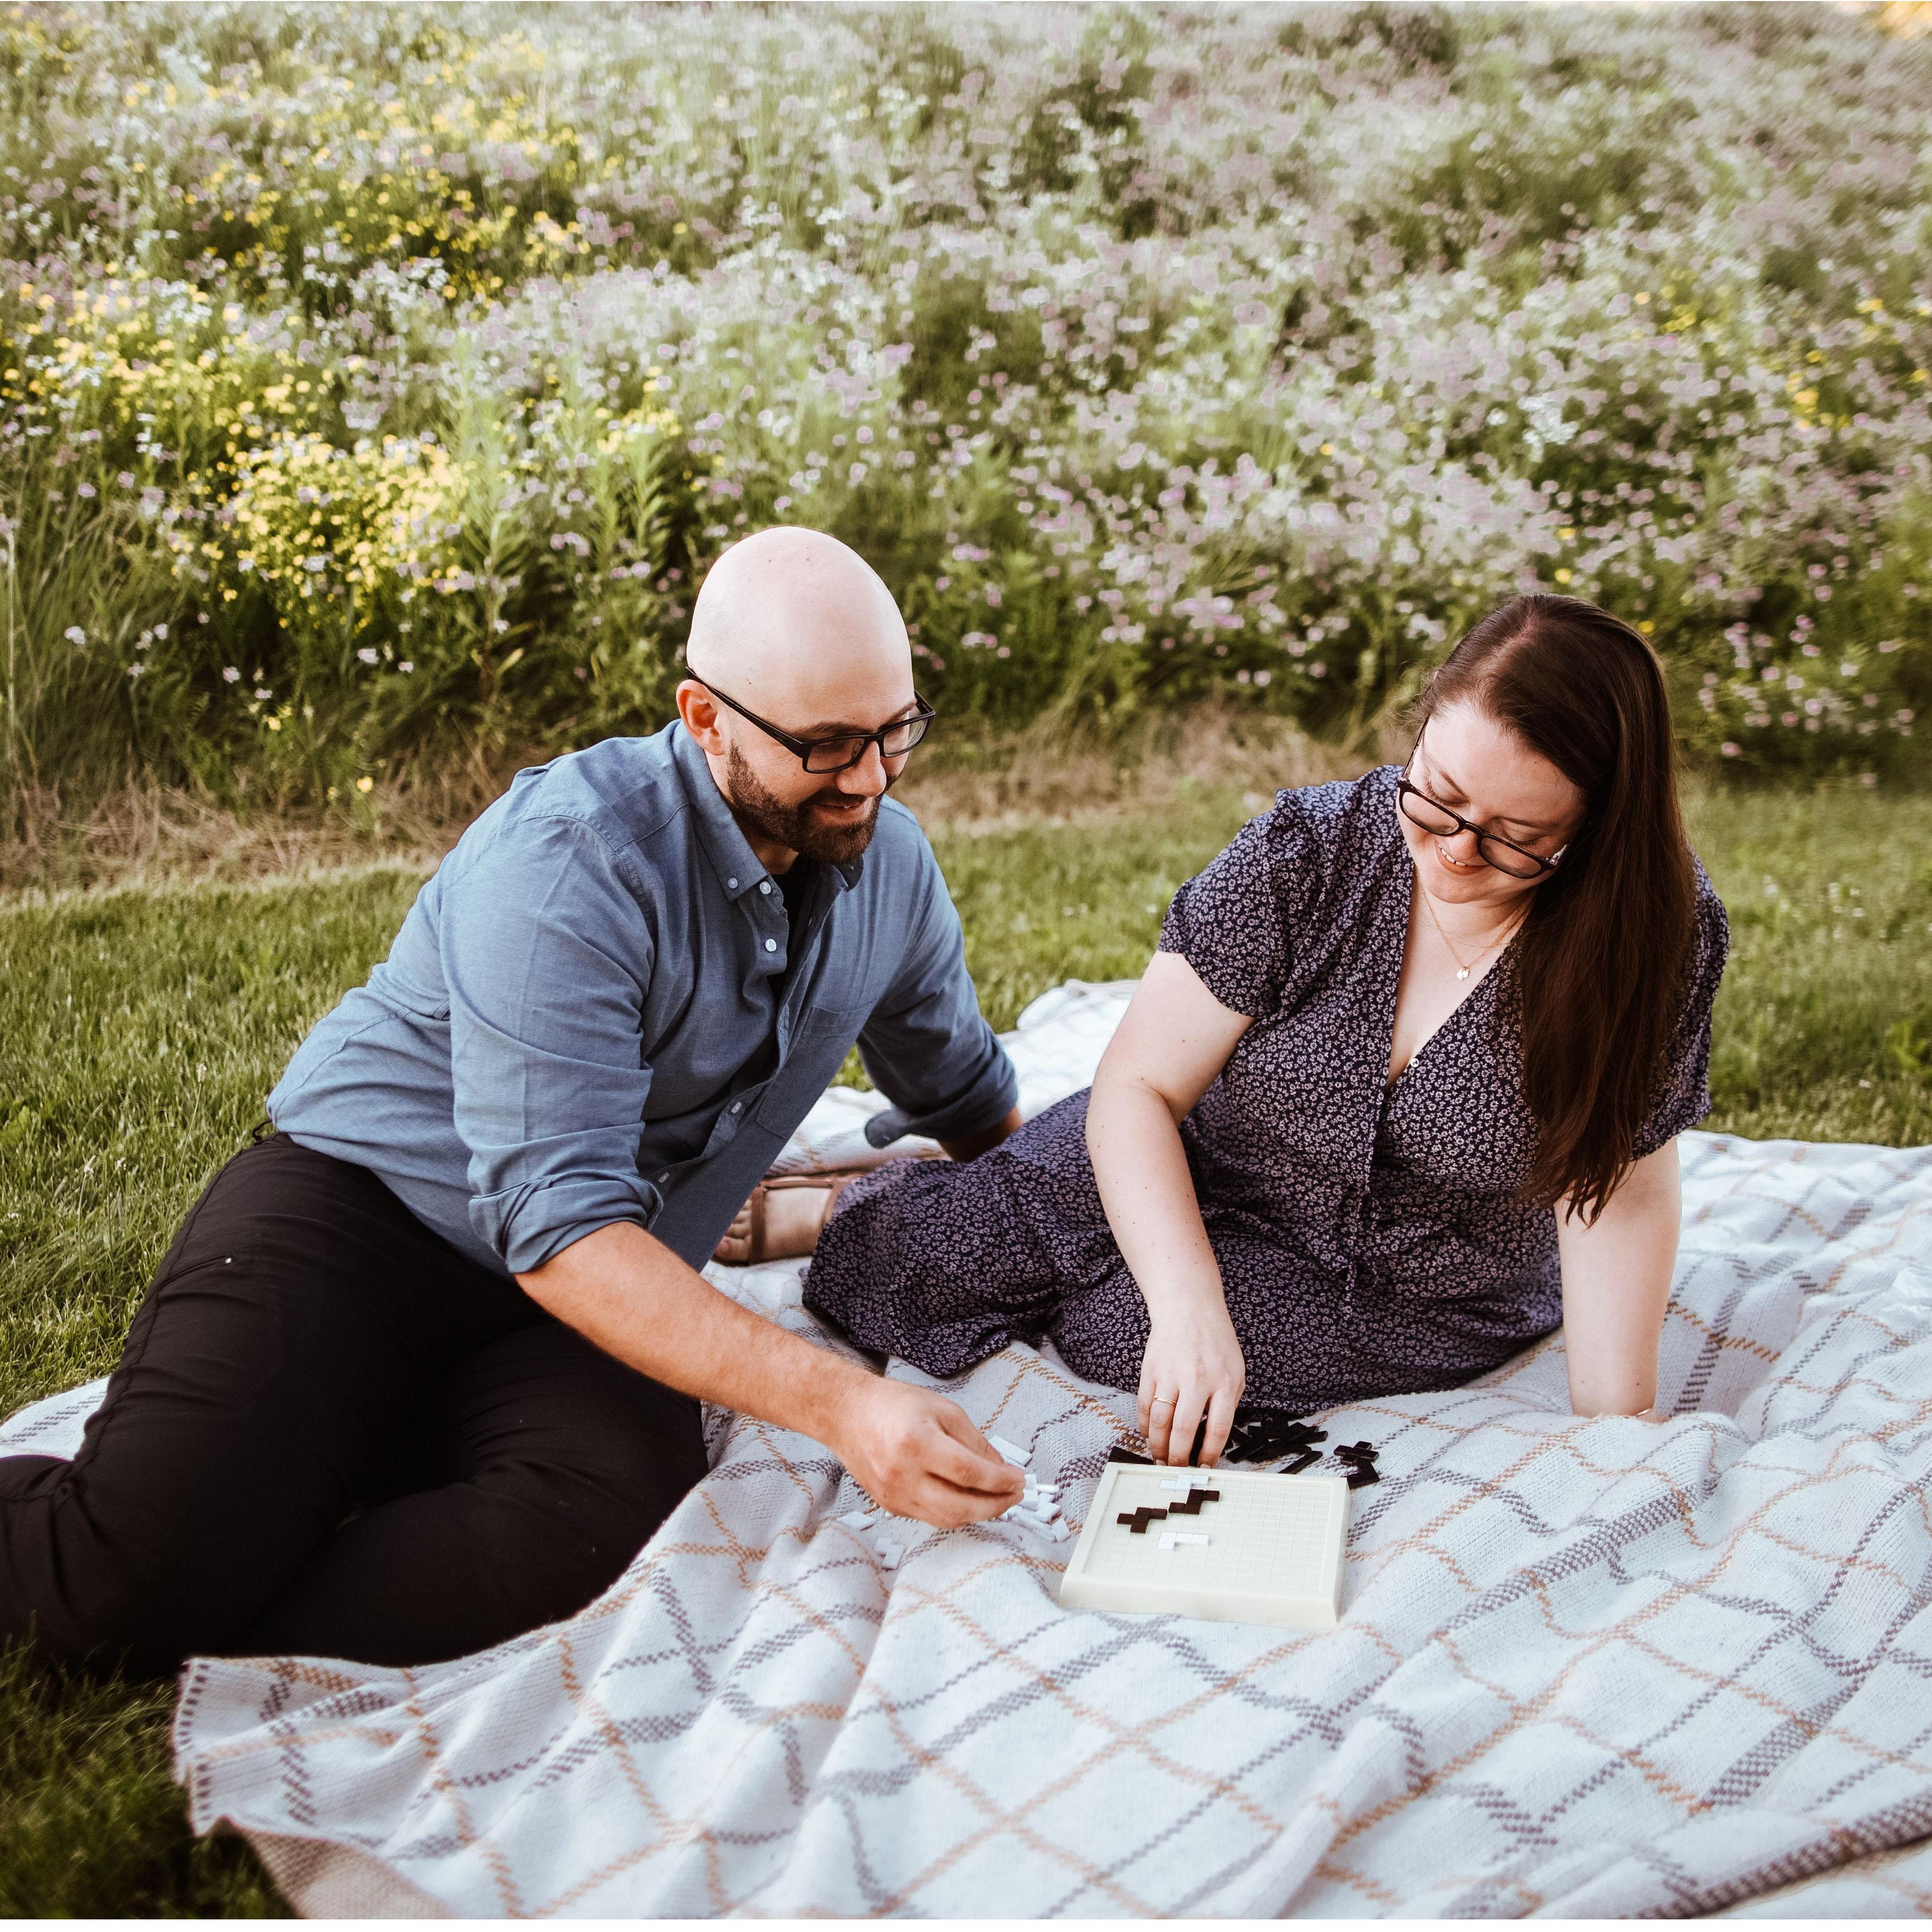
[268,724,1017,1276]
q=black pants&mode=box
[0,1135,707,1675]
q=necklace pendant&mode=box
[1455,967,1470,981]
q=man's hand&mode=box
[519,1219,1023,1529]
[830,1380,1024,1524]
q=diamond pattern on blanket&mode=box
[7,983,1932,1916]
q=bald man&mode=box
[0,528,1026,1676]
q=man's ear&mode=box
[675,678,726,754]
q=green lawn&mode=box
[1,782,1929,1913]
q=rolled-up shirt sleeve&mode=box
[439,813,662,1273]
[857,853,1018,1148]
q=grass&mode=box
[1,778,1929,1912]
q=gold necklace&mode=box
[1417,886,1522,983]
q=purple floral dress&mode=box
[805,766,1730,1413]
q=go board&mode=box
[1057,1461,1348,1630]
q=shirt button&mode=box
[764,938,778,953]
[727,876,738,889]
[758,880,772,896]
[730,1101,743,1115]
[656,1171,669,1184]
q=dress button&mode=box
[759,880,772,895]
[764,938,778,953]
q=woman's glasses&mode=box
[1396,771,1567,879]
[697,681,937,774]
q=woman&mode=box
[799,594,1729,1466]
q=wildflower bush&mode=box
[2,1,1929,811]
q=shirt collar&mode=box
[668,723,867,899]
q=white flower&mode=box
[64,625,86,645]
[357,647,380,664]
[222,666,240,682]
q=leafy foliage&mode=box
[1,2,1929,813]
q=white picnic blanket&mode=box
[7,981,1932,1917]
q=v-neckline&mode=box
[1381,851,1520,1092]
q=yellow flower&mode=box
[356,775,374,793]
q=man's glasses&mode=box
[697,680,937,774]
[1396,769,1567,879]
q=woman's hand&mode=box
[1138,1299,1247,1466]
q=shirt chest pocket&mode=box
[751,1004,867,1134]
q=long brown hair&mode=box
[1414,594,1697,1220]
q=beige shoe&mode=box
[711,1168,870,1266]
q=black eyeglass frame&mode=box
[1396,766,1569,880]
[696,679,938,774]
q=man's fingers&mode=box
[928,1400,1024,1483]
[910,1473,1021,1527]
[888,1460,1025,1528]
[921,1417,1022,1497]
[928,1399,1001,1455]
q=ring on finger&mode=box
[1150,1394,1176,1410]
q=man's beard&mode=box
[723,743,885,867]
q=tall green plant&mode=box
[0,487,181,824]
[0,1,1927,812]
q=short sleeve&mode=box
[1157,799,1308,1019]
[1633,870,1731,1157]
